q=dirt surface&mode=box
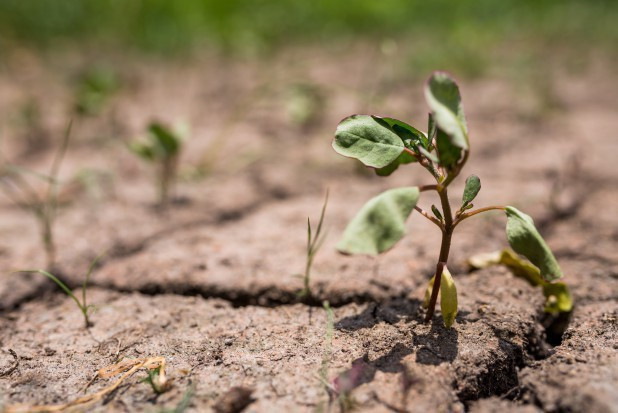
[0,49,617,412]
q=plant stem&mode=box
[424,187,454,322]
[414,205,443,229]
[40,212,55,270]
[419,184,438,192]
[159,156,177,207]
[453,205,506,228]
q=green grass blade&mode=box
[312,189,329,250]
[18,269,83,311]
[83,251,106,309]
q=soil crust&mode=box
[1,52,617,411]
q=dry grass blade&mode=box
[4,356,166,413]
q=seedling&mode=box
[74,66,119,116]
[296,190,329,300]
[332,71,565,327]
[17,253,103,328]
[129,122,184,206]
[0,122,71,269]
[141,366,171,394]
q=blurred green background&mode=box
[1,0,616,75]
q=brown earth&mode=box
[0,48,617,412]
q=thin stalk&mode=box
[82,252,105,313]
[46,121,71,204]
[414,205,443,229]
[404,148,440,179]
[438,188,454,228]
[300,190,329,299]
[453,205,506,228]
[42,120,71,269]
[418,184,438,193]
[41,213,55,270]
[424,187,454,322]
[159,158,172,206]
[18,269,90,327]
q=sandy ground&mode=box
[0,48,617,412]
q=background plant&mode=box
[296,190,328,301]
[332,71,567,327]
[129,122,184,207]
[17,253,103,328]
[74,66,119,117]
[0,122,71,269]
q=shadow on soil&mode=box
[331,298,460,399]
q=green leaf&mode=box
[421,266,459,328]
[375,150,416,176]
[436,128,462,168]
[427,113,437,145]
[148,123,181,156]
[505,207,563,282]
[542,282,573,313]
[333,115,405,169]
[129,142,156,162]
[424,72,468,150]
[375,117,428,149]
[467,248,572,313]
[431,205,443,221]
[462,175,481,207]
[418,146,438,163]
[337,187,420,255]
[18,269,85,312]
[422,275,435,309]
[440,267,458,328]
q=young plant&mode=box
[332,71,565,328]
[0,122,71,269]
[296,190,329,300]
[141,365,171,395]
[129,122,184,206]
[74,66,119,116]
[17,253,103,328]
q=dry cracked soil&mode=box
[0,49,617,412]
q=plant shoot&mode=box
[296,190,329,300]
[17,253,104,328]
[129,122,184,206]
[0,122,71,269]
[332,71,567,327]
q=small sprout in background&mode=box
[141,365,172,395]
[0,122,71,269]
[16,253,104,328]
[74,66,119,116]
[332,71,566,328]
[296,190,329,301]
[13,97,50,156]
[285,83,324,129]
[129,122,185,207]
